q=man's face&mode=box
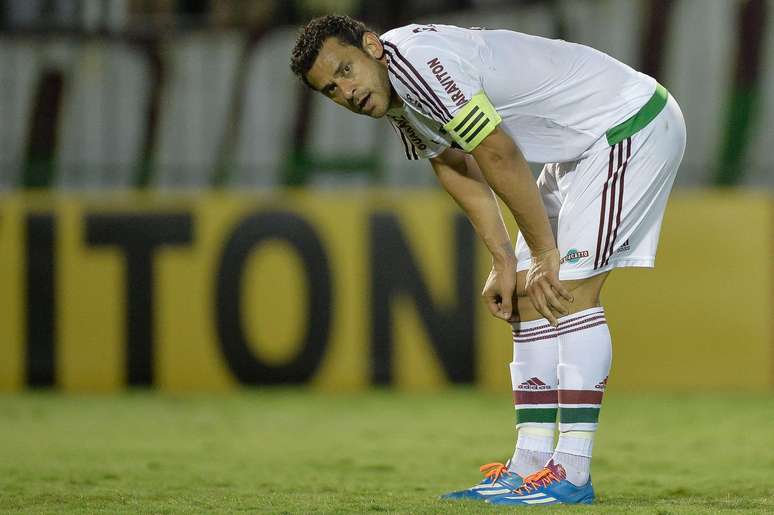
[306,35,393,118]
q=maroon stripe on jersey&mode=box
[559,389,604,404]
[383,41,453,121]
[557,320,608,337]
[384,52,447,122]
[605,137,631,266]
[601,143,622,268]
[404,132,418,160]
[514,390,558,405]
[400,130,418,160]
[386,66,447,123]
[594,145,617,269]
[409,137,419,160]
[391,123,408,159]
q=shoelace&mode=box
[479,462,509,484]
[512,467,560,494]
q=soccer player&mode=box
[290,15,686,506]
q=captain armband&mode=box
[443,91,502,152]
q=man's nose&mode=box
[341,80,356,100]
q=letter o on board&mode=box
[215,211,332,384]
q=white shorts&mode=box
[516,94,687,280]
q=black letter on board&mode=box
[86,213,193,386]
[26,213,57,387]
[370,213,475,384]
[215,211,331,384]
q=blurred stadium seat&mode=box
[0,0,773,188]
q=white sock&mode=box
[550,307,612,486]
[510,426,554,477]
[508,318,558,477]
[552,431,594,486]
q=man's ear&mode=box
[362,32,384,60]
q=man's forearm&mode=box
[430,151,515,265]
[471,129,556,256]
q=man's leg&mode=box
[513,271,610,486]
[508,288,558,477]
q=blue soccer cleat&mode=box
[486,460,595,505]
[440,460,523,501]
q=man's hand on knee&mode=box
[525,248,573,326]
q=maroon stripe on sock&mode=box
[514,332,560,343]
[514,389,558,405]
[514,329,555,340]
[516,323,553,331]
[517,316,605,342]
[559,389,604,404]
[557,311,604,328]
[604,137,631,266]
[557,320,608,337]
[594,145,617,269]
[515,312,603,339]
[513,324,556,337]
[515,322,554,334]
[557,315,606,333]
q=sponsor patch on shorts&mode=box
[560,248,590,264]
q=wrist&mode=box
[491,242,516,267]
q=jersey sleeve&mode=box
[383,40,501,152]
[388,118,447,160]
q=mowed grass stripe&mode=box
[0,390,772,513]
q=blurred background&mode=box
[0,0,771,393]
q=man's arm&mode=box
[471,126,572,325]
[430,148,518,321]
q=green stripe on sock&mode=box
[559,407,600,424]
[516,408,557,424]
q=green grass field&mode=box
[1,389,772,513]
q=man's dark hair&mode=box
[290,14,376,86]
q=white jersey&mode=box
[382,24,658,163]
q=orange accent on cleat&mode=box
[512,460,566,494]
[479,462,509,484]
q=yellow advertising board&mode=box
[0,191,771,392]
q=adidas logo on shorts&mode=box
[614,239,631,253]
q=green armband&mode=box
[443,91,502,152]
